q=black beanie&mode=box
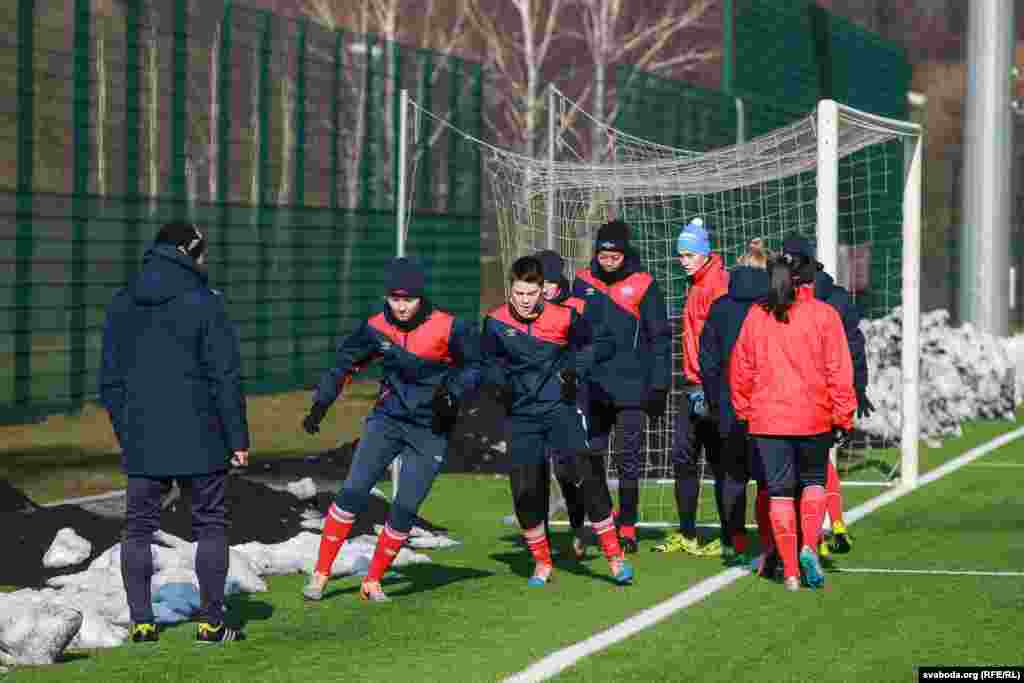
[535,249,565,282]
[595,220,631,254]
[155,222,206,261]
[385,257,426,298]
[781,235,815,262]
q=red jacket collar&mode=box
[691,253,724,285]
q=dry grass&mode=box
[0,385,376,504]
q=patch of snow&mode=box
[41,528,92,569]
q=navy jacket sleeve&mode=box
[567,308,615,378]
[699,301,726,417]
[833,290,868,394]
[98,295,126,442]
[480,317,509,387]
[445,317,483,400]
[314,321,381,408]
[203,294,250,452]
[640,278,673,391]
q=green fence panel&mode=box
[0,0,482,424]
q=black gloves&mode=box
[644,388,669,419]
[833,427,851,449]
[302,402,329,435]
[430,385,459,435]
[856,388,875,420]
[558,369,578,403]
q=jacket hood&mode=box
[131,244,208,306]
[813,269,835,300]
[727,266,769,303]
[589,249,644,285]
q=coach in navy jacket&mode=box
[99,222,249,641]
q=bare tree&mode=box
[465,0,572,157]
[569,0,717,161]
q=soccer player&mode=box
[572,221,672,553]
[730,254,857,591]
[698,239,773,566]
[655,218,730,556]
[536,249,610,560]
[482,255,632,587]
[781,236,872,556]
[301,257,481,602]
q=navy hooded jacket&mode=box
[813,270,868,396]
[99,244,250,477]
[313,301,482,430]
[482,301,614,419]
[572,253,672,405]
[699,265,769,437]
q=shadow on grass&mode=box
[226,591,275,628]
[488,548,624,586]
[320,563,494,601]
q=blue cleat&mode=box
[799,546,825,589]
[611,558,634,585]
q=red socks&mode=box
[755,488,772,552]
[366,523,409,583]
[732,531,749,554]
[315,504,355,576]
[523,525,553,568]
[800,485,827,552]
[769,497,798,579]
[618,524,637,542]
[826,460,844,528]
[593,515,624,562]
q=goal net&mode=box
[398,88,922,529]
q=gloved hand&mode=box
[558,369,578,403]
[833,427,851,449]
[430,384,459,435]
[302,402,329,435]
[644,388,669,419]
[688,390,707,418]
[856,388,875,419]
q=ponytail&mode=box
[763,255,796,322]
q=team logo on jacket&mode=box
[585,287,596,296]
[621,286,634,297]
[504,328,518,337]
[380,341,393,351]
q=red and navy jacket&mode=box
[572,253,672,405]
[481,301,614,418]
[313,301,481,429]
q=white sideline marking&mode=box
[835,568,1024,577]
[966,462,1024,468]
[501,424,1024,683]
[43,489,127,507]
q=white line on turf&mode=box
[965,462,1024,468]
[501,423,1024,683]
[835,568,1024,577]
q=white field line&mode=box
[501,424,1024,683]
[835,568,1024,577]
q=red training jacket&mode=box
[729,286,856,435]
[681,253,729,384]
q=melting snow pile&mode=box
[859,308,1019,443]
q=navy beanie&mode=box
[595,220,631,254]
[385,257,426,298]
[535,249,565,282]
[781,235,815,262]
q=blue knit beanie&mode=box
[676,218,711,256]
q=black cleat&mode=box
[196,621,246,644]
